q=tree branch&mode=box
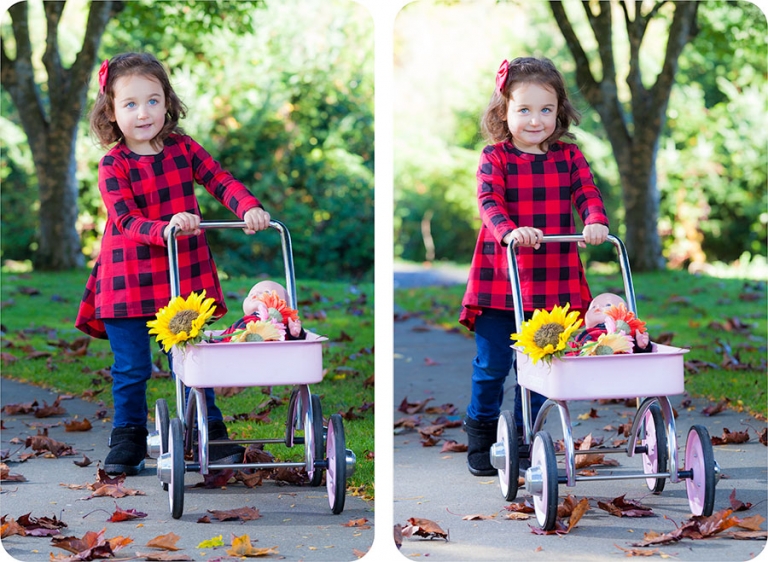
[549,2,599,104]
[583,0,617,83]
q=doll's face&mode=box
[585,293,626,328]
[243,280,288,315]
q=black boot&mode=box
[207,420,245,464]
[463,417,498,477]
[104,426,148,475]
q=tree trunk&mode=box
[550,1,698,271]
[1,1,118,270]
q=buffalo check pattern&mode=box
[460,141,609,331]
[76,134,262,339]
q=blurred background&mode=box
[393,0,766,278]
[1,0,374,281]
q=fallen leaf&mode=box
[197,535,224,549]
[226,534,278,557]
[65,418,93,432]
[597,495,655,518]
[440,440,467,453]
[729,489,753,512]
[711,428,750,445]
[462,513,497,521]
[343,518,371,529]
[403,517,449,540]
[207,506,261,522]
[146,532,182,551]
[702,400,729,416]
[398,397,434,415]
[107,505,148,522]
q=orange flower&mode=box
[255,290,299,324]
[604,303,646,336]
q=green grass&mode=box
[0,269,374,500]
[395,268,767,418]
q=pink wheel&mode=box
[638,404,667,493]
[305,394,325,487]
[685,425,716,516]
[529,431,558,530]
[496,411,519,501]
[326,414,347,514]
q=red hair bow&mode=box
[495,59,508,94]
[98,59,109,95]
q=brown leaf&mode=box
[145,532,182,551]
[701,400,728,416]
[0,463,27,482]
[13,513,67,537]
[404,517,448,540]
[107,505,148,522]
[74,455,92,467]
[207,506,261,522]
[2,400,39,415]
[398,396,433,414]
[711,427,750,445]
[34,397,66,418]
[25,432,74,457]
[505,500,535,514]
[597,494,655,517]
[420,435,440,447]
[759,428,767,446]
[440,440,467,453]
[343,517,371,529]
[614,544,661,557]
[1,517,26,538]
[734,514,765,531]
[566,497,590,531]
[393,415,422,430]
[65,418,93,432]
[424,403,458,415]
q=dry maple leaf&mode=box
[74,455,92,468]
[0,462,27,482]
[702,399,729,416]
[440,440,468,453]
[425,403,458,415]
[207,506,262,522]
[402,517,449,541]
[65,418,93,432]
[14,513,68,537]
[343,518,370,529]
[25,432,74,457]
[613,543,660,557]
[505,500,535,514]
[106,504,148,522]
[0,517,26,538]
[146,532,182,551]
[729,489,753,511]
[1,400,38,415]
[393,415,422,430]
[597,495,655,518]
[420,435,440,447]
[398,396,434,414]
[711,427,750,445]
[226,534,279,557]
[462,513,497,521]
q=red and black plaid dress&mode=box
[75,134,262,339]
[459,141,609,331]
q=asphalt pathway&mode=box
[393,308,767,562]
[0,378,374,562]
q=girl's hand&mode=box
[580,223,609,247]
[506,227,543,249]
[243,207,271,234]
[164,212,201,239]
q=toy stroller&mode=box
[146,220,356,519]
[489,234,721,530]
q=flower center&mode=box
[267,307,283,323]
[594,344,614,356]
[243,332,264,342]
[168,310,199,335]
[533,322,565,348]
[616,320,632,334]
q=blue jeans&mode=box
[102,317,223,428]
[467,308,546,431]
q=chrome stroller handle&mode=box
[167,219,297,310]
[505,233,636,332]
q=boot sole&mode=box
[104,459,145,476]
[467,462,497,477]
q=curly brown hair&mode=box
[89,52,186,151]
[480,57,580,150]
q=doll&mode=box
[219,280,305,342]
[577,293,651,353]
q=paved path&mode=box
[393,315,768,561]
[0,378,373,561]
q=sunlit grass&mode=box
[0,269,374,499]
[395,269,767,418]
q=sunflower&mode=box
[255,290,299,324]
[604,303,646,337]
[232,319,285,343]
[511,303,583,364]
[147,291,216,352]
[579,331,634,356]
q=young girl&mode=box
[459,57,609,476]
[75,52,271,475]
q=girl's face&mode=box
[111,74,167,154]
[505,82,558,154]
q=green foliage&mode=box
[1,0,373,280]
[0,268,374,495]
[395,270,767,418]
[392,1,766,269]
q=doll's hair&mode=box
[480,57,580,149]
[89,52,186,150]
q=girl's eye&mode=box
[148,99,158,106]
[542,108,552,114]
[519,108,529,114]
[126,102,135,108]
